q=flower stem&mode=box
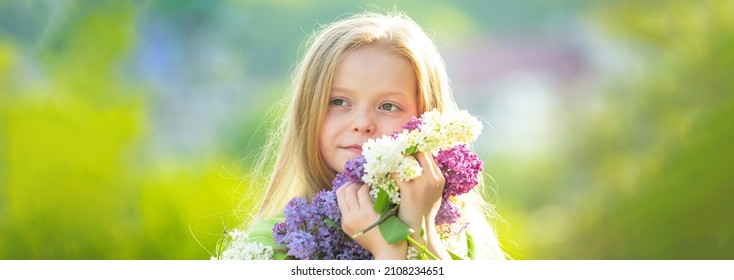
[351,206,399,239]
[406,235,439,260]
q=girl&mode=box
[233,11,505,260]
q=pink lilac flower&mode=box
[403,116,422,131]
[435,144,483,198]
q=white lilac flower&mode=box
[396,156,422,182]
[362,133,409,204]
[360,109,483,206]
[413,109,482,153]
[217,229,274,260]
[406,245,421,260]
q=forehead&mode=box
[331,45,417,97]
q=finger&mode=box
[424,154,446,189]
[414,152,432,168]
[344,182,361,210]
[356,184,373,210]
[415,152,441,187]
[390,172,405,186]
[336,179,350,190]
[335,183,350,213]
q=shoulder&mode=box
[245,215,285,247]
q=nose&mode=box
[351,110,376,134]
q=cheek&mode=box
[320,116,336,138]
[318,126,331,164]
[319,116,340,151]
[379,116,412,136]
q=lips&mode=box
[342,145,363,154]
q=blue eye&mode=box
[330,98,348,106]
[380,103,400,111]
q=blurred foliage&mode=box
[0,1,248,259]
[1,0,732,259]
[496,0,734,259]
[563,0,734,259]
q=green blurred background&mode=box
[1,0,732,259]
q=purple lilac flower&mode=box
[283,230,316,259]
[315,226,339,260]
[282,197,319,232]
[313,189,340,222]
[273,170,373,260]
[332,173,349,189]
[337,239,373,260]
[435,198,461,225]
[403,116,422,131]
[342,156,366,184]
[435,144,483,198]
[273,222,287,246]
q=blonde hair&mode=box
[245,11,506,260]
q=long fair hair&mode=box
[245,11,506,260]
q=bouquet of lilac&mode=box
[343,109,484,259]
[270,177,373,260]
[213,109,484,260]
[213,175,373,260]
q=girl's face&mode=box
[320,45,419,173]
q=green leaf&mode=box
[379,216,414,244]
[447,249,465,260]
[273,251,289,260]
[373,188,390,214]
[324,219,338,229]
[404,145,417,156]
[466,231,475,260]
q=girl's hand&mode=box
[335,182,407,259]
[393,152,451,260]
[393,152,445,230]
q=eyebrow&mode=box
[330,86,409,98]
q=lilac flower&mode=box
[283,230,316,259]
[315,226,340,260]
[337,238,373,260]
[274,198,321,259]
[272,173,373,260]
[332,173,350,189]
[343,156,366,184]
[362,110,482,202]
[273,222,287,246]
[435,144,483,198]
[267,110,484,260]
[331,156,365,189]
[435,199,461,225]
[403,116,422,131]
[313,189,340,222]
[282,197,319,232]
